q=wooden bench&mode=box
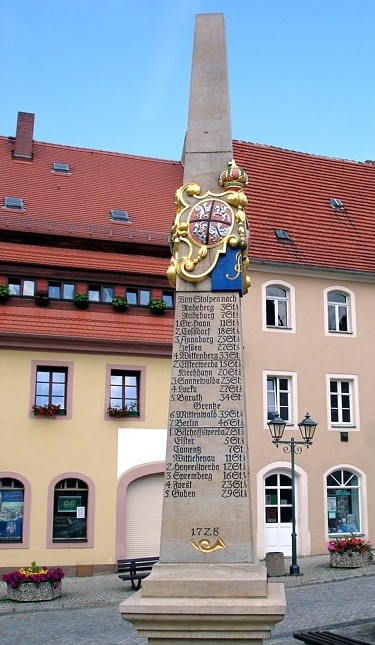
[117,556,159,590]
[294,631,371,645]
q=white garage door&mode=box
[124,473,164,558]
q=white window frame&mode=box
[262,280,295,333]
[324,286,356,337]
[326,374,359,431]
[263,370,298,428]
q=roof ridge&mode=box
[1,135,181,165]
[233,139,371,166]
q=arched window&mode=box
[327,291,350,332]
[0,478,24,543]
[53,478,88,542]
[266,286,289,328]
[327,469,361,535]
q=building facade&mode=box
[0,112,374,572]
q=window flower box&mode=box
[111,296,129,312]
[148,298,167,315]
[0,286,10,303]
[107,404,138,418]
[328,536,373,568]
[32,403,62,417]
[34,292,50,307]
[73,293,89,309]
[3,562,64,602]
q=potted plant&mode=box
[111,296,129,312]
[32,403,62,417]
[3,561,64,602]
[107,403,138,418]
[34,292,50,307]
[0,285,11,303]
[148,298,167,315]
[328,535,373,568]
[73,293,89,309]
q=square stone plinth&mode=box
[119,582,286,645]
[141,562,268,598]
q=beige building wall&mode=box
[243,266,375,556]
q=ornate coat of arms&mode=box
[167,160,251,295]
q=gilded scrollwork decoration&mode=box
[167,160,251,295]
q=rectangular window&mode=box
[63,283,75,300]
[126,289,138,305]
[88,284,114,303]
[109,370,140,415]
[48,281,75,300]
[139,289,151,306]
[330,380,352,424]
[267,376,292,423]
[8,278,35,296]
[35,367,67,414]
[4,196,24,210]
[162,291,174,308]
[126,288,151,306]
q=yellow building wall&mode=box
[0,350,171,570]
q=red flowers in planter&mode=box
[107,404,138,418]
[327,535,373,555]
[32,404,61,417]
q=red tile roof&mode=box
[0,137,182,247]
[1,135,374,274]
[0,305,174,354]
[1,128,374,350]
[234,140,375,274]
[0,242,169,276]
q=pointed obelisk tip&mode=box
[183,12,232,189]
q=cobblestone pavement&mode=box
[0,556,374,644]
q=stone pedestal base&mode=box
[142,562,268,598]
[120,581,285,645]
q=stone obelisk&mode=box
[120,13,286,644]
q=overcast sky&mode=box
[1,0,374,162]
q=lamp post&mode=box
[267,412,318,576]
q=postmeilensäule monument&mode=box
[120,13,286,645]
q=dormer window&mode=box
[52,162,71,174]
[329,198,346,212]
[109,209,131,223]
[274,229,291,241]
[3,196,25,210]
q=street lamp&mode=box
[267,412,318,576]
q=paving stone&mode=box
[0,556,373,644]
